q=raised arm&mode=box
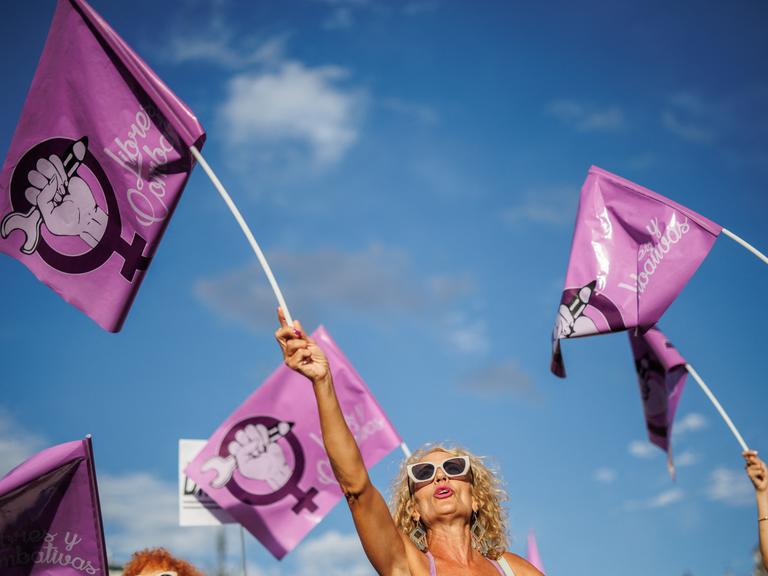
[275,310,410,576]
[744,450,768,570]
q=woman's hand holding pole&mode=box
[274,309,410,576]
[744,450,768,570]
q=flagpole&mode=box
[685,363,749,452]
[400,442,412,459]
[189,146,295,327]
[721,228,768,266]
[84,435,110,574]
[240,526,248,576]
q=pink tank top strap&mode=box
[426,550,437,576]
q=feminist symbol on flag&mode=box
[201,416,319,514]
[1,137,150,281]
[553,279,627,341]
[553,280,599,340]
[551,279,629,375]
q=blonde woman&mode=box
[276,311,543,576]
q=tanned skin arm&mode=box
[275,310,411,576]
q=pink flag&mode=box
[551,166,721,377]
[0,0,205,332]
[629,326,688,477]
[185,326,402,559]
[526,530,545,574]
[0,437,108,575]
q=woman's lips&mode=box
[433,485,454,499]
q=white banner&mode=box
[179,439,235,526]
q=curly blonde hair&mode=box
[389,444,509,560]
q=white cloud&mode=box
[428,275,475,303]
[445,315,489,355]
[100,472,214,564]
[663,111,714,144]
[447,326,488,354]
[162,0,289,70]
[627,153,655,171]
[294,531,374,576]
[167,33,288,69]
[547,100,625,132]
[625,488,684,511]
[459,360,534,398]
[314,0,386,30]
[502,185,578,226]
[317,0,370,6]
[502,202,568,225]
[594,467,617,484]
[195,245,487,357]
[219,61,365,168]
[628,440,659,459]
[673,413,707,437]
[381,98,440,125]
[706,467,755,506]
[323,7,355,29]
[195,244,423,329]
[673,450,698,468]
[403,1,439,15]
[648,488,684,508]
[0,409,46,474]
[580,108,624,131]
[165,12,366,171]
[662,93,715,144]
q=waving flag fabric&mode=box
[526,530,545,574]
[186,326,402,559]
[0,437,108,575]
[629,326,688,476]
[0,0,205,332]
[551,166,721,377]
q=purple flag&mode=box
[629,326,688,477]
[0,437,108,575]
[526,530,545,574]
[551,166,721,377]
[185,326,403,559]
[0,0,205,332]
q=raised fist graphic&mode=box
[1,138,107,253]
[228,423,291,490]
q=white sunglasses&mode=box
[407,456,471,484]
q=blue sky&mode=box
[1,0,767,574]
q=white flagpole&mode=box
[189,146,294,327]
[191,146,413,470]
[240,526,248,576]
[400,442,412,459]
[722,228,768,266]
[685,363,749,452]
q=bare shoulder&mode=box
[502,552,545,576]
